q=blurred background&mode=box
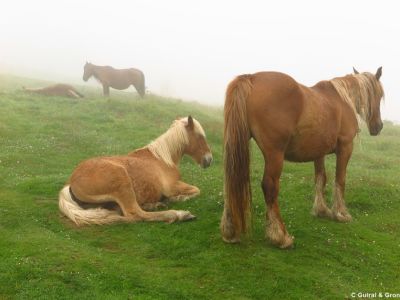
[1,0,398,121]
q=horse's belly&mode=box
[284,132,337,162]
[109,77,133,90]
[111,82,131,90]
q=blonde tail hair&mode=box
[58,186,125,225]
[222,74,253,239]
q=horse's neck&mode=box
[146,129,186,167]
[329,76,362,117]
[92,67,103,81]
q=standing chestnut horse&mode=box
[82,62,145,98]
[221,67,384,248]
[59,116,212,225]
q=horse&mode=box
[59,116,213,226]
[221,67,384,248]
[82,62,145,98]
[23,84,84,99]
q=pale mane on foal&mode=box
[330,73,384,122]
[146,117,205,166]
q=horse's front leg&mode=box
[103,84,110,97]
[312,156,332,218]
[67,89,80,99]
[332,142,353,222]
[141,202,167,211]
[166,181,200,202]
[263,151,293,248]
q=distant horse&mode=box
[82,62,145,98]
[221,67,384,248]
[23,84,84,98]
[59,116,213,225]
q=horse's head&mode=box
[353,67,384,136]
[83,62,93,82]
[183,116,213,168]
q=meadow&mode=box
[0,74,399,299]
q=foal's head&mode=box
[353,67,385,136]
[183,116,213,168]
[82,62,94,82]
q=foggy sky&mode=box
[1,0,399,122]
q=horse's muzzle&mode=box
[201,153,213,168]
[369,122,383,136]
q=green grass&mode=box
[0,74,399,299]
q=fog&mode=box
[1,0,400,122]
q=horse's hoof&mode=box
[155,202,168,209]
[222,236,241,244]
[267,226,294,249]
[279,235,294,249]
[312,207,333,219]
[177,210,196,222]
[333,211,352,222]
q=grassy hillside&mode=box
[0,74,399,299]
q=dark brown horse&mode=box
[82,62,145,98]
[221,67,384,248]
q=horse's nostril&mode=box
[202,154,213,168]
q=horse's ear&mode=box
[353,67,359,74]
[187,115,194,129]
[375,66,382,80]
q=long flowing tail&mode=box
[223,74,253,239]
[58,185,125,226]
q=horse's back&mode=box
[245,72,304,150]
[244,72,352,161]
[248,72,304,118]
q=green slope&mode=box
[0,74,399,299]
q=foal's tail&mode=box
[223,74,253,239]
[58,185,125,226]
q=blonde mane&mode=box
[146,117,205,166]
[330,73,384,122]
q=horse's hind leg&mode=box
[262,151,293,248]
[71,162,194,223]
[113,182,196,223]
[312,157,332,218]
[103,84,110,97]
[332,142,353,222]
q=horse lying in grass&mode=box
[23,84,84,99]
[221,67,384,248]
[59,116,213,225]
[83,62,145,98]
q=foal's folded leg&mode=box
[140,202,168,211]
[166,181,200,202]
